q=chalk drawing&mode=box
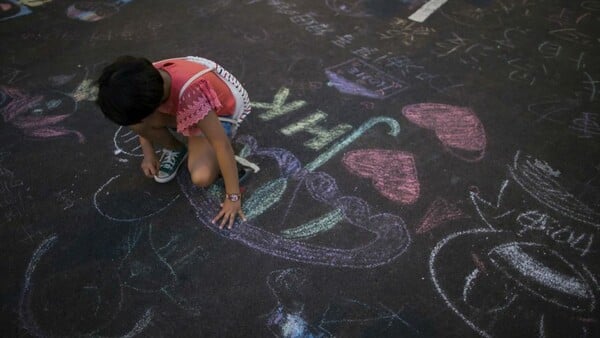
[265,268,419,336]
[20,0,51,6]
[325,58,408,99]
[94,175,180,222]
[66,0,133,22]
[18,228,205,336]
[281,208,344,239]
[0,0,31,21]
[582,72,598,102]
[325,0,371,17]
[408,0,448,23]
[113,127,144,157]
[402,103,486,162]
[0,152,29,223]
[508,151,600,229]
[489,242,595,309]
[571,112,600,138]
[0,86,84,143]
[266,268,330,338]
[280,111,353,151]
[305,116,400,172]
[470,152,598,256]
[430,228,598,338]
[19,235,58,337]
[342,149,419,204]
[582,1,600,11]
[415,198,465,234]
[253,87,307,121]
[179,132,410,268]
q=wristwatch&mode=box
[226,193,241,202]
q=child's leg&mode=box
[131,124,184,150]
[187,135,219,187]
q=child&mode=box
[96,55,253,229]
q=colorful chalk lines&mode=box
[11,1,600,337]
[1,0,134,22]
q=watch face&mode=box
[228,194,240,202]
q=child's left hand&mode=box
[213,199,247,229]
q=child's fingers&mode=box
[238,210,247,222]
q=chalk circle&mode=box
[430,229,597,338]
[178,172,410,268]
[94,175,180,222]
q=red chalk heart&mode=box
[343,149,419,204]
[402,103,487,161]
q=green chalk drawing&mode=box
[281,208,344,239]
[244,177,288,220]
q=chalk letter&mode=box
[280,110,352,150]
[252,87,307,121]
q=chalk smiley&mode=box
[342,149,420,205]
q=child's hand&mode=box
[141,156,159,178]
[213,199,247,229]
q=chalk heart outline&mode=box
[342,149,419,205]
[402,103,486,162]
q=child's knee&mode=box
[190,168,214,188]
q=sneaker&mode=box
[154,147,188,183]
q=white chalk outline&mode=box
[93,175,180,222]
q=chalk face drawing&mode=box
[402,103,486,162]
[179,134,411,268]
[430,229,598,338]
[471,151,598,256]
[66,0,133,22]
[325,58,408,99]
[113,126,144,157]
[0,86,84,143]
[0,0,31,21]
[342,149,419,204]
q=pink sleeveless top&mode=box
[153,59,236,136]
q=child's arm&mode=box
[197,112,247,229]
[139,135,159,177]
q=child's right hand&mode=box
[141,156,159,178]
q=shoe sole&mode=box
[154,153,189,183]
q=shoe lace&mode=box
[161,150,179,170]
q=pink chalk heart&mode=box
[343,149,419,204]
[402,103,487,161]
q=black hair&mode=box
[96,56,164,126]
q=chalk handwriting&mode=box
[470,151,599,256]
[325,58,408,99]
